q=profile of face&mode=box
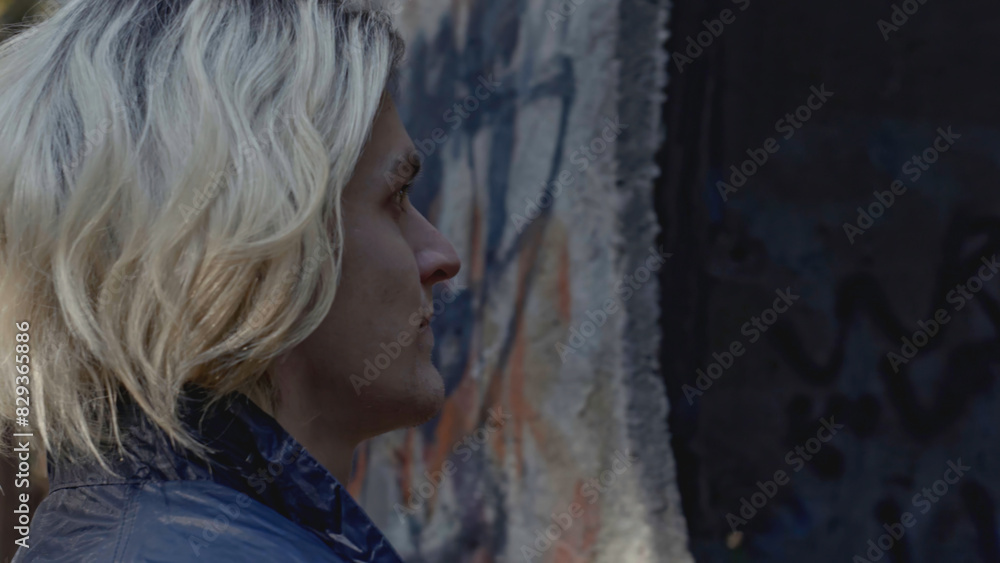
[266,91,461,470]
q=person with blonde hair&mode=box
[0,0,461,560]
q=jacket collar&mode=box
[47,386,404,562]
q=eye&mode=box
[394,182,412,208]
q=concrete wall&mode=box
[351,0,692,561]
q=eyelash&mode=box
[394,167,422,209]
[395,182,412,207]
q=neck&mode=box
[283,420,359,485]
[259,399,360,485]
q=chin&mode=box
[366,361,445,433]
[405,362,446,427]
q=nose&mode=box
[413,213,462,286]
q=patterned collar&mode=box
[47,386,404,562]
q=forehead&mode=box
[372,92,410,150]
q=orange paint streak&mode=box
[553,542,589,563]
[558,238,571,322]
[346,442,368,499]
[491,407,506,463]
[579,480,602,555]
[481,347,507,462]
[509,309,527,478]
[470,546,494,563]
[506,235,544,479]
[504,218,572,480]
[396,427,415,505]
[471,197,484,283]
[427,375,476,481]
[525,406,550,460]
[549,479,604,561]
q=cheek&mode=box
[340,212,419,321]
[341,203,415,281]
[312,210,422,380]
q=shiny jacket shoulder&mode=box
[13,389,404,563]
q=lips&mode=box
[417,314,435,349]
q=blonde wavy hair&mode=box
[0,0,404,470]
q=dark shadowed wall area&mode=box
[658,0,1000,561]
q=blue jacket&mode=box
[13,387,406,562]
